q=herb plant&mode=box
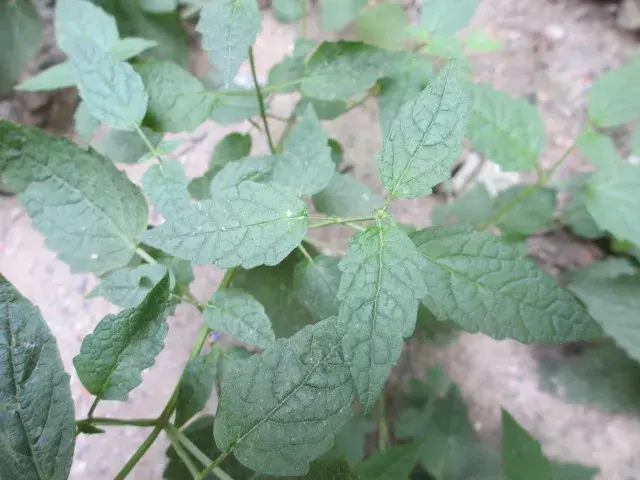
[1,0,640,479]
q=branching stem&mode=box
[249,47,276,154]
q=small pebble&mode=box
[544,24,566,42]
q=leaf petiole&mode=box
[249,46,276,154]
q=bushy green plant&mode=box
[1,0,639,479]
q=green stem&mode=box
[300,0,308,38]
[247,118,263,132]
[135,247,158,265]
[166,428,200,479]
[86,397,100,420]
[113,269,236,479]
[297,243,315,264]
[77,417,157,428]
[197,451,232,480]
[249,46,276,155]
[276,114,297,151]
[134,124,161,161]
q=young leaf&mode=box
[420,0,481,35]
[143,181,308,268]
[377,62,467,198]
[0,121,148,274]
[355,440,424,480]
[320,0,367,31]
[137,62,212,133]
[588,56,640,127]
[302,41,395,101]
[355,3,409,51]
[338,223,427,412]
[210,156,274,193]
[576,130,624,168]
[539,344,640,413]
[204,290,275,349]
[73,274,172,401]
[272,106,335,196]
[174,349,220,427]
[87,263,169,308]
[17,37,157,93]
[294,255,342,319]
[230,247,317,337]
[95,127,162,164]
[0,275,75,480]
[54,0,119,54]
[411,226,602,343]
[196,0,262,87]
[312,173,383,217]
[214,316,355,475]
[569,274,640,363]
[67,41,148,131]
[502,410,552,480]
[493,186,556,235]
[466,83,546,172]
[273,0,303,23]
[583,161,640,249]
[0,0,41,91]
[189,132,253,200]
[142,159,191,219]
[378,55,434,139]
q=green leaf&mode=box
[0,0,41,91]
[565,257,637,284]
[196,0,262,87]
[631,128,640,157]
[204,290,275,348]
[273,0,303,23]
[302,41,395,101]
[164,416,256,480]
[583,161,640,249]
[109,1,189,66]
[562,177,604,240]
[378,55,434,140]
[68,41,148,131]
[295,97,349,120]
[320,0,367,31]
[149,247,194,289]
[305,460,364,479]
[214,316,355,475]
[294,255,342,319]
[143,181,308,268]
[411,226,602,343]
[272,106,335,196]
[432,183,493,227]
[268,54,306,94]
[338,223,426,412]
[108,36,158,59]
[210,156,274,192]
[377,62,468,198]
[0,275,75,480]
[189,133,253,200]
[569,274,640,363]
[54,0,119,54]
[88,263,169,308]
[466,83,546,172]
[493,186,556,235]
[16,37,158,93]
[312,173,383,217]
[550,462,599,480]
[208,86,262,125]
[74,101,101,147]
[421,0,481,35]
[355,3,409,51]
[324,416,376,467]
[464,30,503,54]
[174,349,220,427]
[355,441,424,480]
[230,247,317,338]
[142,159,191,219]
[539,343,640,413]
[501,410,552,480]
[576,130,623,168]
[137,62,211,133]
[74,274,171,401]
[418,432,473,479]
[588,56,640,127]
[140,0,178,13]
[0,121,148,274]
[95,127,162,164]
